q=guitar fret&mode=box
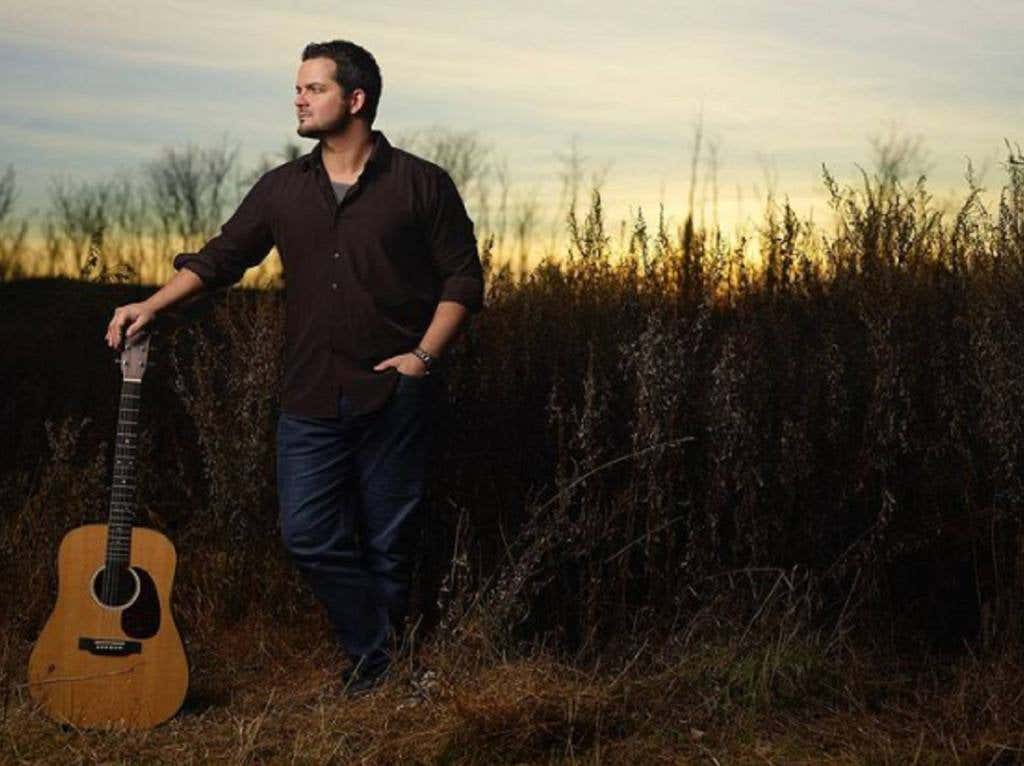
[108,351,147,553]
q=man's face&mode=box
[294,58,355,138]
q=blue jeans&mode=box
[276,371,435,675]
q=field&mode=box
[2,147,1024,763]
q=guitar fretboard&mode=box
[107,379,141,568]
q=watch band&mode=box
[411,346,435,373]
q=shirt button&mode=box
[333,252,340,259]
[331,282,338,290]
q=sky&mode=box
[1,0,1021,266]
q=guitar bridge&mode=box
[78,637,142,656]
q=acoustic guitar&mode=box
[27,330,189,729]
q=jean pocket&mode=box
[396,370,429,384]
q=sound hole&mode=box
[91,564,140,608]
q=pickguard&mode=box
[120,566,161,638]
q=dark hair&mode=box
[301,40,382,125]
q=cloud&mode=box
[0,0,1018,234]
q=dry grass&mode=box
[4,609,1023,763]
[2,142,1024,762]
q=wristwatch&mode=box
[411,346,436,374]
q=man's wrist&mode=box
[411,346,438,372]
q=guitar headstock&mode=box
[119,331,152,382]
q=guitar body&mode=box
[28,523,189,729]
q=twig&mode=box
[536,436,695,514]
[602,515,688,564]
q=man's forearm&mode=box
[144,268,207,313]
[418,300,470,358]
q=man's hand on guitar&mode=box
[106,302,156,350]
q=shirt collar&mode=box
[300,129,391,175]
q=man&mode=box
[105,40,484,696]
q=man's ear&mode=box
[349,88,366,117]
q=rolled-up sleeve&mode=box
[172,172,275,290]
[425,169,485,314]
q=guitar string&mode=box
[105,379,141,606]
[109,386,134,606]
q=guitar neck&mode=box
[107,378,141,568]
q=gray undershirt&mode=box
[331,180,352,204]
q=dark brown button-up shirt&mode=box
[172,129,485,417]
